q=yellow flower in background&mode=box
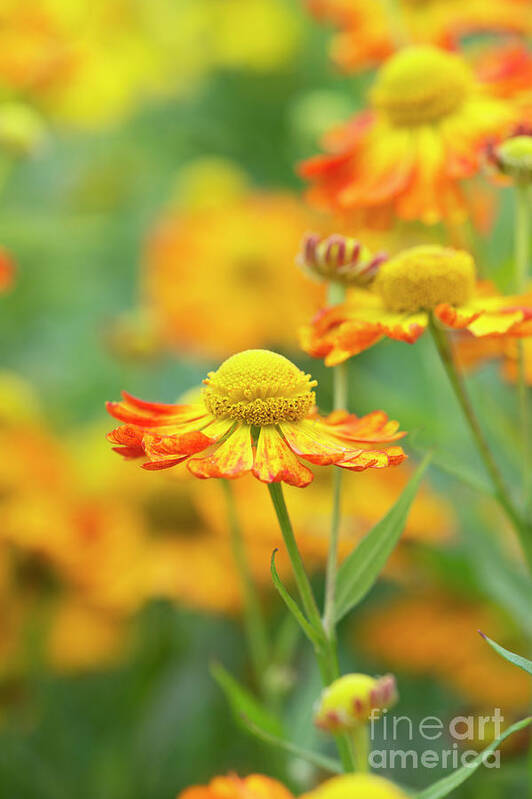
[299,46,517,227]
[301,246,532,366]
[0,0,301,128]
[141,163,325,359]
[355,593,532,711]
[301,774,408,799]
[306,0,531,73]
[314,673,397,731]
[45,598,127,672]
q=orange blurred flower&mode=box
[475,41,532,121]
[301,247,532,366]
[142,189,324,359]
[0,248,15,293]
[355,592,531,711]
[107,349,406,487]
[179,774,294,799]
[307,0,531,73]
[299,46,517,227]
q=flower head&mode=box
[106,349,406,487]
[314,672,397,731]
[489,132,532,184]
[299,45,517,226]
[301,774,408,799]
[301,246,532,365]
[297,232,387,286]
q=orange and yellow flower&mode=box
[107,349,406,487]
[142,185,324,359]
[306,0,532,73]
[179,774,294,799]
[299,45,517,227]
[301,246,532,366]
[475,41,532,122]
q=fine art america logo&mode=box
[368,709,505,770]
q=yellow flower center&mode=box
[203,349,316,425]
[375,245,475,313]
[303,774,409,799]
[371,46,473,126]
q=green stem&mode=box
[222,480,270,692]
[323,360,348,637]
[429,317,532,572]
[266,481,356,772]
[514,183,531,504]
[267,482,322,631]
[351,725,369,773]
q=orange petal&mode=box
[253,426,313,487]
[187,425,253,479]
[337,446,407,471]
[280,419,353,465]
[318,410,406,443]
[434,303,483,329]
[143,431,213,466]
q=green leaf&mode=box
[479,632,532,676]
[334,454,431,622]
[409,437,493,497]
[241,715,342,775]
[415,717,532,799]
[270,549,324,648]
[210,662,283,738]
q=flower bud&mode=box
[314,673,397,732]
[297,233,387,286]
[0,102,47,158]
[301,774,408,799]
[488,128,532,184]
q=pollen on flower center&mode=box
[203,349,317,425]
[371,46,473,126]
[375,246,475,313]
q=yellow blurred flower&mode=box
[307,0,531,73]
[314,673,397,731]
[302,774,408,799]
[45,598,127,672]
[355,593,531,711]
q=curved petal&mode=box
[467,309,525,336]
[143,431,214,468]
[253,426,313,487]
[280,419,353,465]
[316,409,406,443]
[187,424,253,479]
[434,303,484,329]
[337,446,407,471]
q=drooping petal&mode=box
[280,419,353,465]
[187,424,254,479]
[467,309,526,336]
[434,303,483,329]
[337,446,407,471]
[253,426,314,487]
[143,431,214,469]
[316,410,406,443]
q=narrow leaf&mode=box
[415,717,532,799]
[242,715,342,774]
[479,631,532,676]
[335,454,431,622]
[210,662,282,737]
[409,441,493,497]
[270,549,324,648]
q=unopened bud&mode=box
[314,673,397,732]
[488,129,532,184]
[297,233,387,286]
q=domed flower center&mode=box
[371,46,473,126]
[375,246,475,313]
[203,349,317,425]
